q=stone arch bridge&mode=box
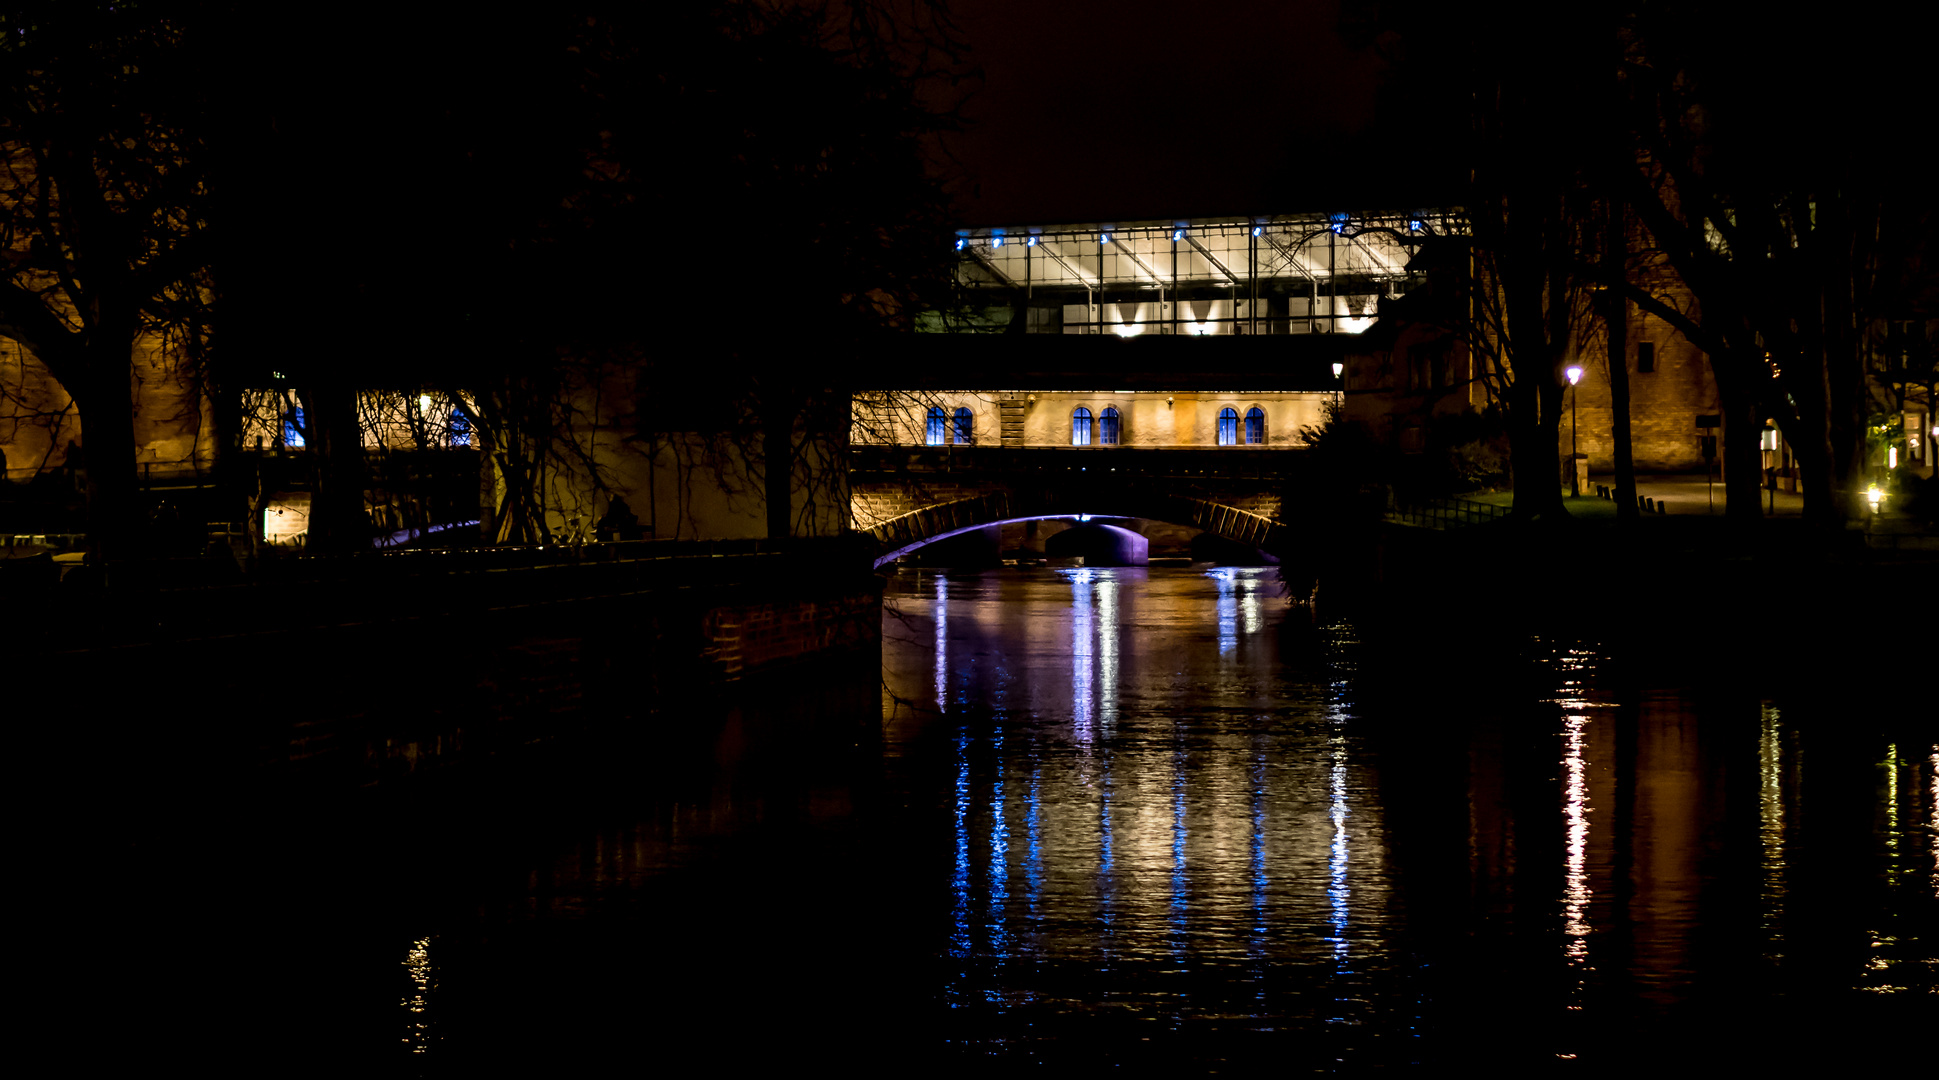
[850,446,1302,568]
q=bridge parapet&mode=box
[858,482,1290,567]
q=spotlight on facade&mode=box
[1566,366,1583,386]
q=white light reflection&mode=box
[401,936,434,1054]
[1097,576,1119,736]
[1070,568,1095,743]
[1561,713,1593,969]
[1758,705,1786,954]
[1327,733,1349,965]
[1241,575,1262,636]
[1213,568,1237,655]
[1171,741,1190,959]
[934,575,949,710]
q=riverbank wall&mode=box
[15,541,884,794]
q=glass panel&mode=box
[1072,408,1092,446]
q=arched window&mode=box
[1245,407,1266,445]
[1100,406,1120,445]
[1072,407,1093,446]
[925,406,947,446]
[1216,407,1239,446]
[953,407,973,446]
[450,408,472,448]
[282,405,307,450]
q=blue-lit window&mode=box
[926,406,947,446]
[1245,407,1266,445]
[282,406,306,449]
[953,407,973,445]
[1100,406,1120,445]
[451,408,472,448]
[1216,407,1238,446]
[1072,407,1093,446]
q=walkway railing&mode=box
[1389,493,1506,529]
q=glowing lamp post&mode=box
[1332,361,1345,413]
[1565,365,1583,497]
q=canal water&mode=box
[70,566,1934,1072]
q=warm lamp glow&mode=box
[1331,362,1344,378]
[1566,366,1583,386]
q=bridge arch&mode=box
[864,489,1289,568]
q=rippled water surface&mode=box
[84,566,1936,1071]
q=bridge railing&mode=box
[1389,493,1507,529]
[850,444,1307,479]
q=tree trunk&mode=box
[1718,375,1764,526]
[764,388,796,544]
[1605,201,1638,522]
[76,338,142,563]
[300,382,368,554]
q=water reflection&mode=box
[1560,712,1592,969]
[1759,705,1787,958]
[319,568,1939,1069]
[401,936,434,1054]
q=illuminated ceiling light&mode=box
[993,235,1003,247]
[954,238,965,251]
[1330,213,1348,235]
[1100,233,1111,245]
[1252,226,1263,237]
[1408,219,1424,232]
[1172,229,1185,241]
[1026,236,1039,247]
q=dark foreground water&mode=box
[60,567,1934,1072]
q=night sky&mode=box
[936,0,1402,226]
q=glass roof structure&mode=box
[952,208,1460,336]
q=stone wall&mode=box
[1557,304,1720,473]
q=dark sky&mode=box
[936,0,1391,226]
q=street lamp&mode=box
[1565,365,1583,498]
[1332,361,1345,414]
